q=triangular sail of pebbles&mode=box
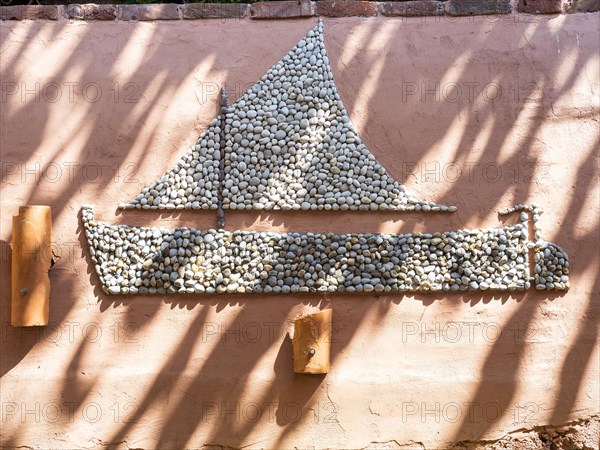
[222,20,454,212]
[122,20,455,212]
[121,116,222,210]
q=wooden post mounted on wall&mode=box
[293,309,332,374]
[11,206,52,327]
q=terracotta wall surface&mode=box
[1,15,598,449]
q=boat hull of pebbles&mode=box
[82,206,568,295]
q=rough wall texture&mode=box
[0,15,598,449]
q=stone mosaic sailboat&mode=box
[122,21,454,213]
[83,21,569,295]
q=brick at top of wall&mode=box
[316,1,378,17]
[250,0,315,19]
[446,0,512,15]
[564,0,600,12]
[67,4,117,20]
[381,1,445,16]
[0,5,60,21]
[118,4,180,21]
[183,3,248,19]
[518,0,563,13]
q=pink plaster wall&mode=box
[1,14,598,449]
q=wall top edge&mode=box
[0,1,598,22]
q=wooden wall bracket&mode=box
[293,309,332,374]
[11,205,52,327]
